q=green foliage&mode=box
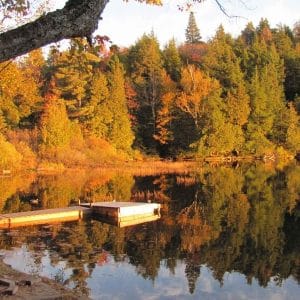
[107,56,134,152]
[285,104,300,153]
[128,32,165,153]
[1,17,300,164]
[86,71,112,138]
[163,38,182,82]
[185,12,201,44]
[54,39,100,119]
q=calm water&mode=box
[0,163,299,299]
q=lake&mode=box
[0,162,299,299]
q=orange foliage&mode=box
[178,43,207,65]
[176,65,219,129]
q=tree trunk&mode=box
[0,0,109,63]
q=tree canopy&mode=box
[0,0,231,62]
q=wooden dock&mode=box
[0,206,91,229]
[0,202,161,229]
[80,202,160,220]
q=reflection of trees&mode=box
[0,163,299,295]
[0,173,36,213]
[177,201,219,253]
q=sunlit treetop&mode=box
[0,0,230,63]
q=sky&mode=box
[94,0,300,47]
[2,1,300,48]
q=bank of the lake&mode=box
[0,259,89,299]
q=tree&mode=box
[106,55,134,152]
[153,71,177,155]
[0,1,233,63]
[176,65,219,131]
[203,26,250,153]
[54,38,101,119]
[0,59,41,128]
[39,81,72,149]
[85,71,112,138]
[0,133,22,170]
[128,32,164,153]
[185,11,202,44]
[163,38,182,82]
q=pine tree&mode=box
[257,18,273,43]
[241,22,256,46]
[185,12,201,44]
[128,32,164,153]
[246,68,275,154]
[107,55,134,152]
[163,38,182,82]
[203,26,250,152]
[54,38,100,119]
[285,103,300,154]
[86,71,112,138]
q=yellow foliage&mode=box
[0,134,22,170]
[176,65,219,129]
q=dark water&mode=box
[0,163,299,299]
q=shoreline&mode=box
[0,155,297,176]
[0,259,89,299]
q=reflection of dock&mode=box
[0,202,161,228]
[94,214,161,228]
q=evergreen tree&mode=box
[203,26,250,152]
[86,71,112,138]
[54,38,100,119]
[128,32,164,153]
[107,55,134,152]
[241,22,256,46]
[257,18,273,43]
[163,38,182,82]
[246,68,275,154]
[285,103,300,154]
[185,12,201,44]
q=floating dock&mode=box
[0,202,160,229]
[80,202,160,220]
[0,206,91,228]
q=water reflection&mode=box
[0,162,299,299]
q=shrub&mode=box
[0,134,22,170]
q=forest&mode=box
[0,14,300,171]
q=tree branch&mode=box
[0,0,110,63]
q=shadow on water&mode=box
[0,162,299,298]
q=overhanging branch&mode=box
[0,0,110,63]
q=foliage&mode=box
[0,133,22,170]
[1,17,300,166]
[39,84,73,150]
[185,11,202,44]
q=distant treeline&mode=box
[0,17,300,170]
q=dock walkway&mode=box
[0,202,161,228]
[0,206,91,228]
